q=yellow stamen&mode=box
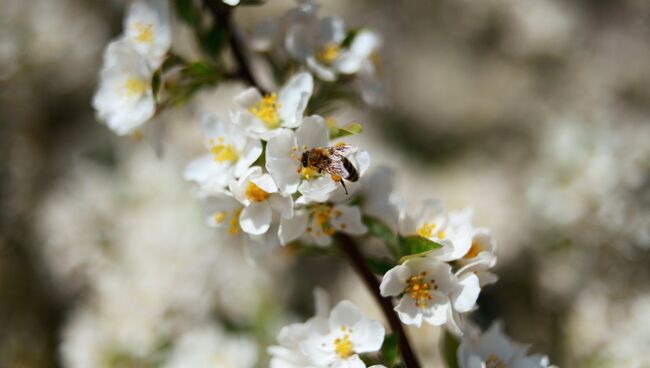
[486,354,506,368]
[403,271,437,308]
[300,166,320,180]
[437,230,446,239]
[213,211,227,224]
[318,43,341,64]
[122,78,148,97]
[245,182,269,202]
[229,208,242,235]
[134,22,154,43]
[132,130,143,142]
[249,93,281,129]
[334,327,354,359]
[209,137,239,163]
[417,223,436,238]
[311,204,337,236]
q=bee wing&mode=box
[329,144,355,156]
[322,154,352,178]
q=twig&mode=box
[337,234,422,368]
[202,1,268,94]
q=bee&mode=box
[301,143,359,195]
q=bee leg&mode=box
[340,180,349,195]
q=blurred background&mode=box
[1,0,649,367]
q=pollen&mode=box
[209,138,239,163]
[318,43,341,64]
[122,78,148,97]
[486,354,506,368]
[417,223,436,238]
[300,167,320,180]
[245,182,269,202]
[333,327,354,359]
[134,22,154,43]
[403,271,437,308]
[229,208,242,235]
[249,93,281,129]
[312,204,337,236]
[213,211,227,224]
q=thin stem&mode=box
[336,234,422,368]
[202,1,268,94]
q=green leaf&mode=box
[442,330,460,368]
[200,27,227,56]
[329,121,363,140]
[363,216,399,258]
[341,29,360,49]
[365,257,395,275]
[238,0,266,5]
[151,70,162,103]
[174,0,201,26]
[399,235,443,262]
[381,333,399,367]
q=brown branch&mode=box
[202,0,267,94]
[336,234,422,368]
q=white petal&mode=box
[350,319,385,353]
[395,297,423,327]
[296,115,329,149]
[252,173,278,193]
[285,24,312,61]
[279,212,309,245]
[331,205,367,235]
[269,194,294,219]
[329,300,362,330]
[278,72,313,128]
[351,31,381,58]
[379,264,410,297]
[318,16,346,44]
[306,56,337,81]
[266,129,300,194]
[298,176,338,202]
[234,87,263,109]
[240,202,272,235]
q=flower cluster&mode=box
[458,322,555,368]
[184,72,370,257]
[269,290,386,368]
[379,199,498,333]
[249,0,384,105]
[93,0,171,135]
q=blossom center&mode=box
[417,223,445,239]
[300,166,320,180]
[122,78,148,97]
[403,271,437,308]
[486,354,506,368]
[135,22,154,43]
[307,205,343,237]
[245,182,269,202]
[229,208,242,235]
[209,138,239,163]
[333,326,354,359]
[318,43,341,64]
[249,93,281,129]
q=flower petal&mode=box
[240,202,272,235]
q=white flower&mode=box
[123,0,171,69]
[358,167,400,229]
[399,200,475,262]
[269,288,330,368]
[230,166,293,235]
[300,300,385,368]
[266,115,367,201]
[163,325,257,368]
[456,228,498,287]
[234,72,313,140]
[379,256,480,329]
[223,0,240,5]
[458,322,553,368]
[279,203,367,246]
[184,112,262,196]
[204,192,280,258]
[92,40,155,136]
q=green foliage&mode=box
[442,330,460,368]
[381,333,399,367]
[174,0,201,26]
[399,235,443,263]
[363,216,399,258]
[341,29,360,49]
[329,121,363,140]
[200,27,227,56]
[365,257,395,275]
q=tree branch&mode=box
[202,1,268,94]
[336,234,422,368]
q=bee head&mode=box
[301,152,309,167]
